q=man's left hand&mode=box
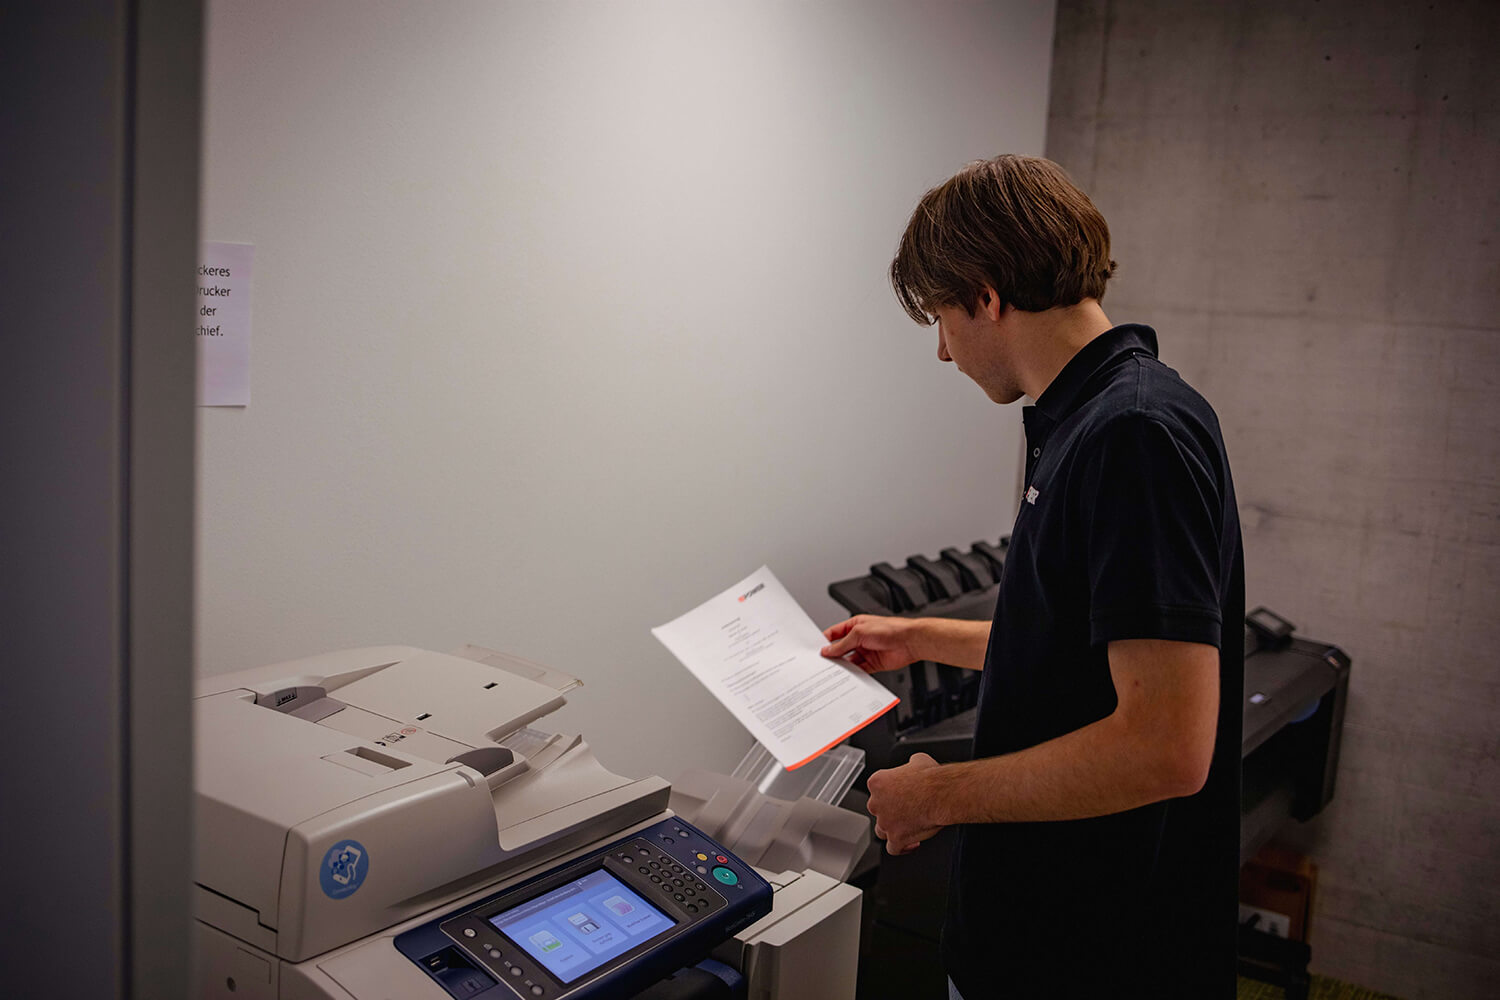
[866,752,944,854]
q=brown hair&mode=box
[890,155,1116,323]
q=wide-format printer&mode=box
[193,645,864,1000]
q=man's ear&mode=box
[979,286,1004,322]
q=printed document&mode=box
[652,566,898,770]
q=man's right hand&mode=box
[821,615,923,674]
[822,615,993,672]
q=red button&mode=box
[715,855,727,864]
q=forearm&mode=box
[924,711,1204,824]
[864,640,1219,852]
[906,617,991,670]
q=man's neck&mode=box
[1009,300,1115,402]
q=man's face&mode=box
[934,300,1023,404]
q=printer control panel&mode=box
[395,818,771,1000]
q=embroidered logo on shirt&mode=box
[1025,486,1040,505]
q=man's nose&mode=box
[937,330,951,362]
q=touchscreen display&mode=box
[488,869,675,984]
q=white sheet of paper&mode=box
[196,241,253,406]
[652,566,897,770]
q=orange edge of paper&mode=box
[784,697,900,771]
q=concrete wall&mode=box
[1046,1,1499,996]
[197,1,1056,781]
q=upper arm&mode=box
[1107,638,1220,796]
[1081,413,1225,649]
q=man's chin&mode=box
[984,385,1025,405]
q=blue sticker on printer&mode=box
[319,840,368,899]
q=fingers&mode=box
[868,761,935,855]
[820,619,865,658]
[820,615,911,664]
[820,634,854,659]
[873,824,920,855]
[870,772,912,852]
[822,617,859,642]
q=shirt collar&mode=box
[1030,324,1158,425]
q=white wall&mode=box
[198,0,1057,780]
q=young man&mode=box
[821,155,1244,998]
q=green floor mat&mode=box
[1237,975,1404,1000]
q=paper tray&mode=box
[730,742,864,805]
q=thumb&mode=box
[821,628,861,658]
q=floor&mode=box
[1237,976,1404,1000]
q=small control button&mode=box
[649,861,659,869]
[712,866,739,886]
[463,928,477,938]
[685,888,695,897]
[531,988,544,997]
[650,874,661,883]
[716,855,728,863]
[695,883,707,892]
[660,835,675,845]
[674,893,685,901]
[676,828,690,838]
[696,865,708,874]
[510,966,523,977]
[639,866,650,874]
[660,883,671,891]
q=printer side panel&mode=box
[282,937,445,1000]
[195,920,280,1000]
[279,769,507,962]
[723,870,863,1000]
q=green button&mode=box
[712,866,738,886]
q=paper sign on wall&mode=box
[196,241,253,406]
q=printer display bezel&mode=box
[403,818,765,1000]
[483,864,679,984]
[456,847,719,995]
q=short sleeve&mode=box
[1079,412,1224,648]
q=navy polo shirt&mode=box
[942,325,1244,998]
